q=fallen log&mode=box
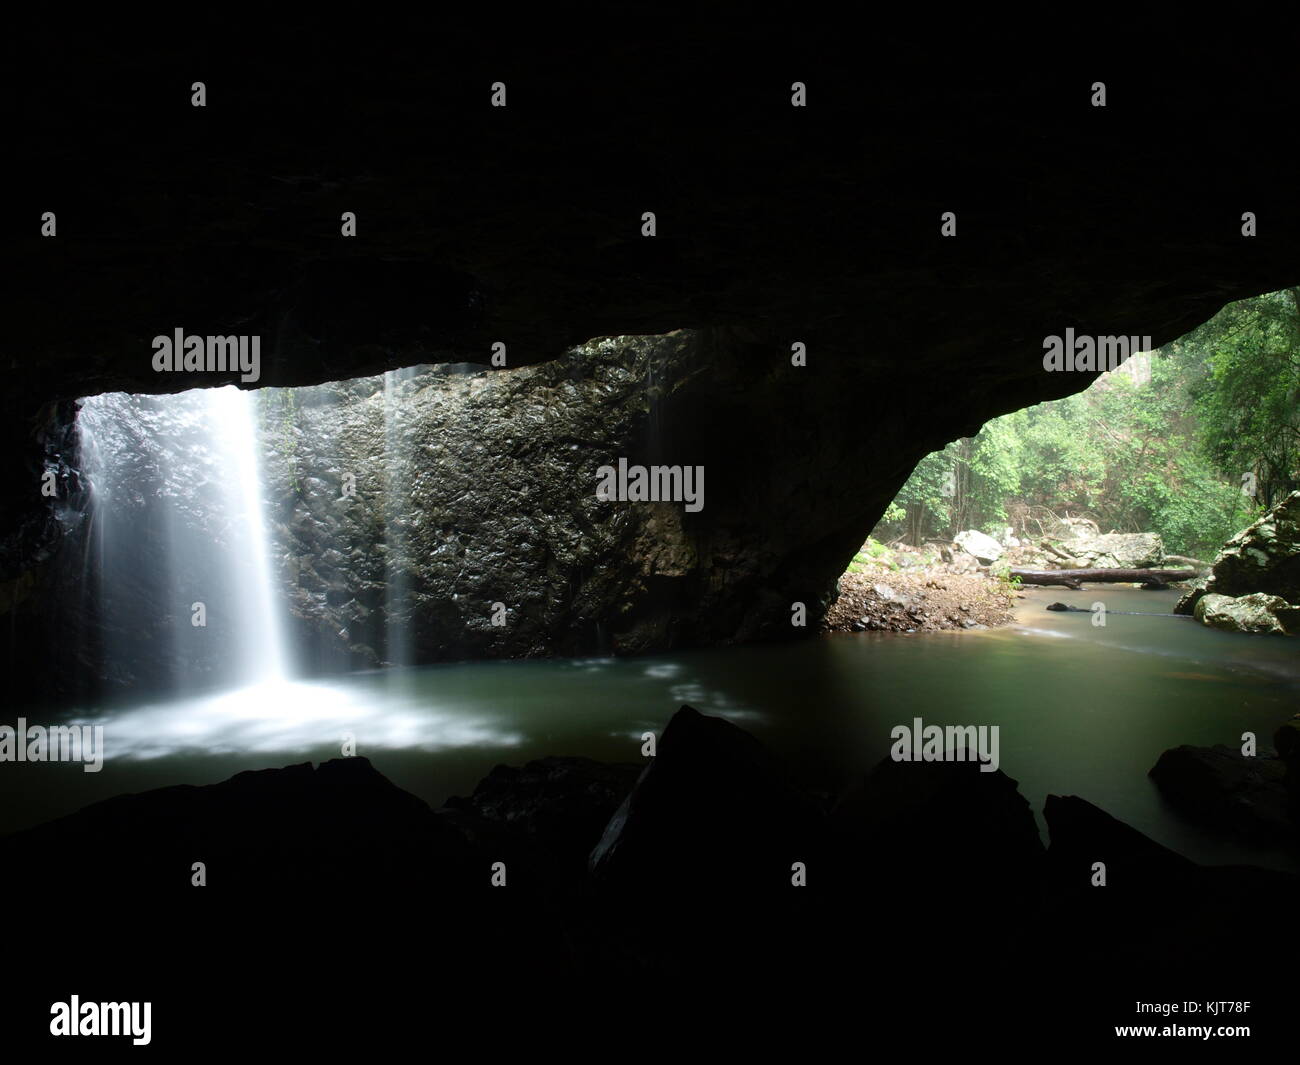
[1010,567,1197,590]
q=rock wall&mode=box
[261,328,932,670]
[262,335,694,668]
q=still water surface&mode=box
[6,588,1298,871]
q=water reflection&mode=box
[14,590,1300,874]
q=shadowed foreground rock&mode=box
[0,708,1294,1045]
[0,756,478,897]
[1039,794,1298,977]
[440,755,642,890]
[1149,744,1293,844]
[831,756,1045,907]
[588,706,829,896]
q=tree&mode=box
[870,289,1299,557]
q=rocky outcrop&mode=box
[258,339,695,668]
[823,567,1013,632]
[259,332,803,668]
[1194,591,1300,634]
[1204,491,1300,601]
[1180,494,1300,624]
[1175,493,1300,632]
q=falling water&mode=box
[79,385,290,692]
[205,386,290,683]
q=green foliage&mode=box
[993,567,1021,602]
[1176,288,1300,510]
[846,537,893,573]
[874,289,1297,557]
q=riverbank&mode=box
[823,542,1017,633]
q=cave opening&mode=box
[8,295,1294,890]
[4,24,1300,1047]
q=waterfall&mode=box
[204,386,290,684]
[79,385,290,693]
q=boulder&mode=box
[1275,717,1300,825]
[1053,530,1163,568]
[0,756,479,898]
[1173,575,1209,615]
[1036,794,1300,976]
[0,756,585,1024]
[588,705,827,895]
[954,529,1004,564]
[585,706,833,982]
[1202,490,1300,603]
[1194,591,1300,634]
[1148,744,1292,843]
[831,756,1044,905]
[1044,792,1195,882]
[442,755,642,877]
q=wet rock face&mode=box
[258,329,906,666]
[261,333,701,665]
[257,338,677,667]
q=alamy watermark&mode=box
[152,328,261,383]
[0,720,104,772]
[596,457,704,513]
[50,997,150,1045]
[890,716,1000,773]
[1042,329,1151,374]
